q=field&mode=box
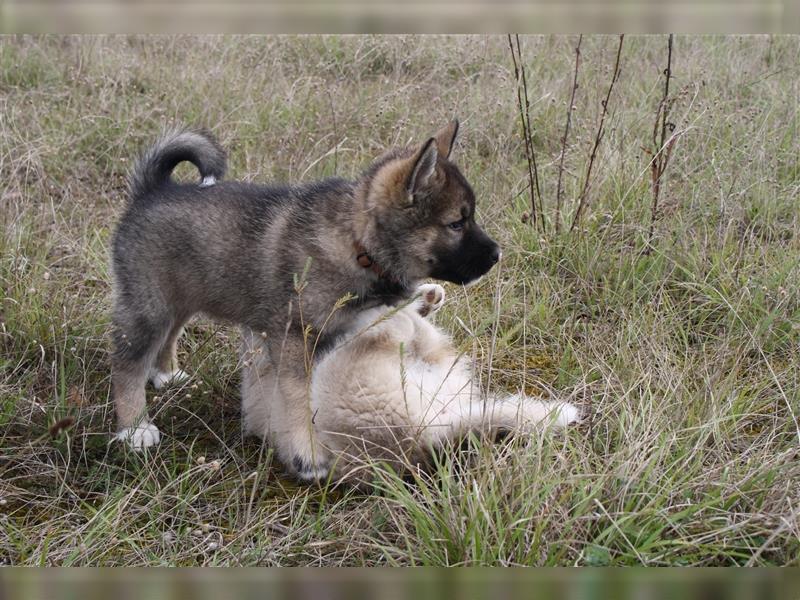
[1,35,799,566]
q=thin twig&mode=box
[646,34,674,251]
[508,34,541,231]
[555,34,582,234]
[570,34,625,233]
[516,35,545,233]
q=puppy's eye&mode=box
[447,218,466,231]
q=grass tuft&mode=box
[1,35,799,566]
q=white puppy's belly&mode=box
[404,359,475,425]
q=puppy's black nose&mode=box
[489,245,501,264]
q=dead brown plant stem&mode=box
[570,34,625,233]
[647,34,674,250]
[516,35,545,233]
[555,34,582,234]
[508,34,541,231]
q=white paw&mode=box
[291,454,331,484]
[149,368,190,390]
[552,402,582,427]
[295,466,331,484]
[114,421,161,449]
[414,283,445,317]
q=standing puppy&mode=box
[110,121,500,481]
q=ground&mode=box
[0,35,798,566]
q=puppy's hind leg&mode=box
[111,309,171,449]
[150,319,190,390]
[481,395,583,431]
[448,395,582,442]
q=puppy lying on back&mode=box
[241,283,581,483]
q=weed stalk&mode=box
[570,34,625,233]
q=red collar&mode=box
[353,241,393,280]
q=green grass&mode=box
[1,34,799,566]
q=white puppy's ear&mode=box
[406,137,438,198]
[433,119,459,160]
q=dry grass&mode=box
[1,34,799,566]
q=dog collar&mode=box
[353,241,392,280]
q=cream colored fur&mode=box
[241,284,580,483]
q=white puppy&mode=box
[241,284,581,483]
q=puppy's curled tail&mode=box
[129,127,227,202]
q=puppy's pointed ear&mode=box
[433,119,459,160]
[406,137,438,198]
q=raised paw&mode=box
[414,283,445,318]
[149,368,190,390]
[114,421,161,449]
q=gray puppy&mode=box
[111,121,500,481]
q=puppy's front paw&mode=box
[291,455,331,484]
[552,402,583,427]
[415,283,445,317]
[114,421,161,449]
[279,435,332,483]
[149,368,190,390]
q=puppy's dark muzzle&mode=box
[468,231,501,280]
[488,242,501,265]
[430,226,501,285]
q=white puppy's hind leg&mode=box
[548,401,582,427]
[468,396,583,433]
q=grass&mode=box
[1,34,799,566]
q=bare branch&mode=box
[570,34,625,233]
[555,34,582,234]
[646,33,675,251]
[508,34,543,232]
